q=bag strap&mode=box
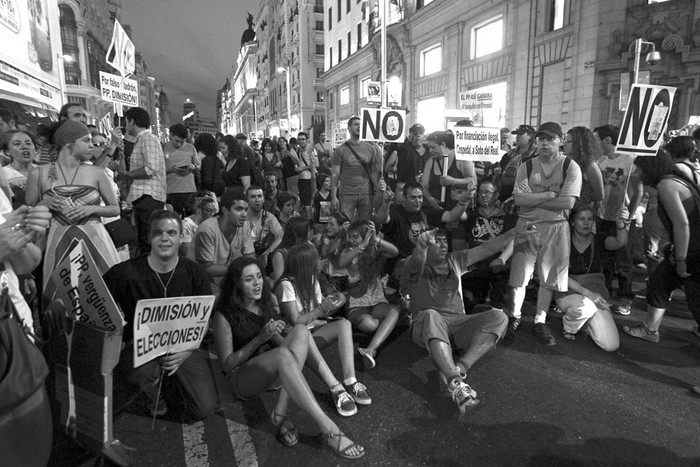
[679,161,700,185]
[526,156,571,188]
[344,142,373,179]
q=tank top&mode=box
[428,156,463,209]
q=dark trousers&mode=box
[132,195,165,255]
[117,346,218,422]
[598,218,634,299]
[166,192,195,219]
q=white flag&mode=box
[106,20,135,77]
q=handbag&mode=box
[105,218,137,248]
[0,266,49,416]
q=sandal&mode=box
[271,411,298,447]
[562,331,576,341]
[323,431,365,460]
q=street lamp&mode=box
[277,66,291,135]
[633,38,661,84]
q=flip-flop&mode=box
[323,431,365,460]
[271,411,298,447]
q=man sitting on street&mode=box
[401,228,515,412]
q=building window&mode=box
[316,92,324,102]
[417,96,445,132]
[329,91,334,109]
[417,0,435,9]
[547,0,570,31]
[360,76,371,98]
[329,46,333,67]
[357,22,363,48]
[338,39,342,62]
[59,5,81,85]
[316,20,324,31]
[420,44,442,77]
[316,67,324,77]
[337,0,341,21]
[347,0,351,13]
[328,7,333,30]
[315,0,324,13]
[340,86,350,105]
[347,31,352,56]
[316,44,324,55]
[471,15,503,59]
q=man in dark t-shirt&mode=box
[105,210,217,421]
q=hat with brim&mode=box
[511,124,535,135]
[534,122,563,139]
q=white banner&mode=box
[459,91,493,113]
[617,84,676,156]
[99,71,139,107]
[133,296,215,367]
[105,19,135,77]
[452,125,501,162]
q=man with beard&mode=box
[401,228,514,412]
[245,185,283,269]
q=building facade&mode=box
[321,0,700,145]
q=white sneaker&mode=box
[448,379,479,413]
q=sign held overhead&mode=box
[617,84,676,156]
[105,19,135,77]
[360,107,405,143]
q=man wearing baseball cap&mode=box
[497,124,538,201]
[505,121,582,346]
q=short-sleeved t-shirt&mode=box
[597,153,635,221]
[514,155,582,222]
[246,210,283,250]
[163,141,198,194]
[382,204,444,257]
[275,279,323,321]
[401,250,470,317]
[465,207,517,268]
[194,217,254,289]
[332,141,381,195]
[103,256,212,342]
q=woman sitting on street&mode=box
[555,205,629,350]
[212,256,364,459]
[275,243,372,417]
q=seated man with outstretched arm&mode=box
[401,226,524,413]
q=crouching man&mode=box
[401,227,520,412]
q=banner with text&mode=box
[50,240,125,332]
[617,84,676,156]
[99,71,139,107]
[133,296,215,367]
[453,126,502,162]
[360,107,406,143]
[105,19,135,77]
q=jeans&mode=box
[339,191,372,221]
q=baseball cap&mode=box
[534,122,563,139]
[511,124,536,135]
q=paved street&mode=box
[49,270,700,466]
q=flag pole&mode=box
[381,0,387,109]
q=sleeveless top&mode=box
[428,157,463,209]
[658,175,700,273]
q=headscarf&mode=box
[54,119,90,148]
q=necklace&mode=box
[151,258,179,297]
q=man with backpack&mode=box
[505,122,582,346]
[330,116,382,221]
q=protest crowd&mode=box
[2,102,700,464]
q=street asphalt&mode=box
[49,267,700,466]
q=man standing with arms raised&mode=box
[506,122,582,345]
[331,117,382,221]
[118,107,167,255]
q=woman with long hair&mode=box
[666,135,700,183]
[554,205,628,350]
[270,216,309,281]
[562,126,604,207]
[25,119,120,302]
[275,243,372,418]
[196,133,225,196]
[338,220,399,369]
[624,150,700,342]
[261,137,283,188]
[1,130,38,208]
[314,210,350,292]
[220,134,251,191]
[213,256,364,459]
[278,136,300,196]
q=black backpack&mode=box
[525,156,572,188]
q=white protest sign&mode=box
[459,91,493,113]
[50,240,125,332]
[452,125,501,162]
[105,19,135,77]
[360,107,405,143]
[617,84,676,156]
[99,71,138,107]
[133,296,215,367]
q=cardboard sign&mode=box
[51,240,125,332]
[617,84,676,156]
[453,126,501,162]
[133,296,215,367]
[99,71,139,107]
[105,19,135,77]
[360,107,406,142]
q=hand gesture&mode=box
[377,177,387,192]
[439,175,455,186]
[160,350,194,376]
[616,207,630,228]
[24,205,51,236]
[63,204,93,223]
[416,228,437,249]
[258,319,285,343]
[582,288,607,308]
[489,257,507,273]
[361,222,376,248]
[109,127,123,145]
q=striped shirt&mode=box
[126,129,166,203]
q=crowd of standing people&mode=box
[1,103,699,463]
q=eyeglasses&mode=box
[93,142,108,148]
